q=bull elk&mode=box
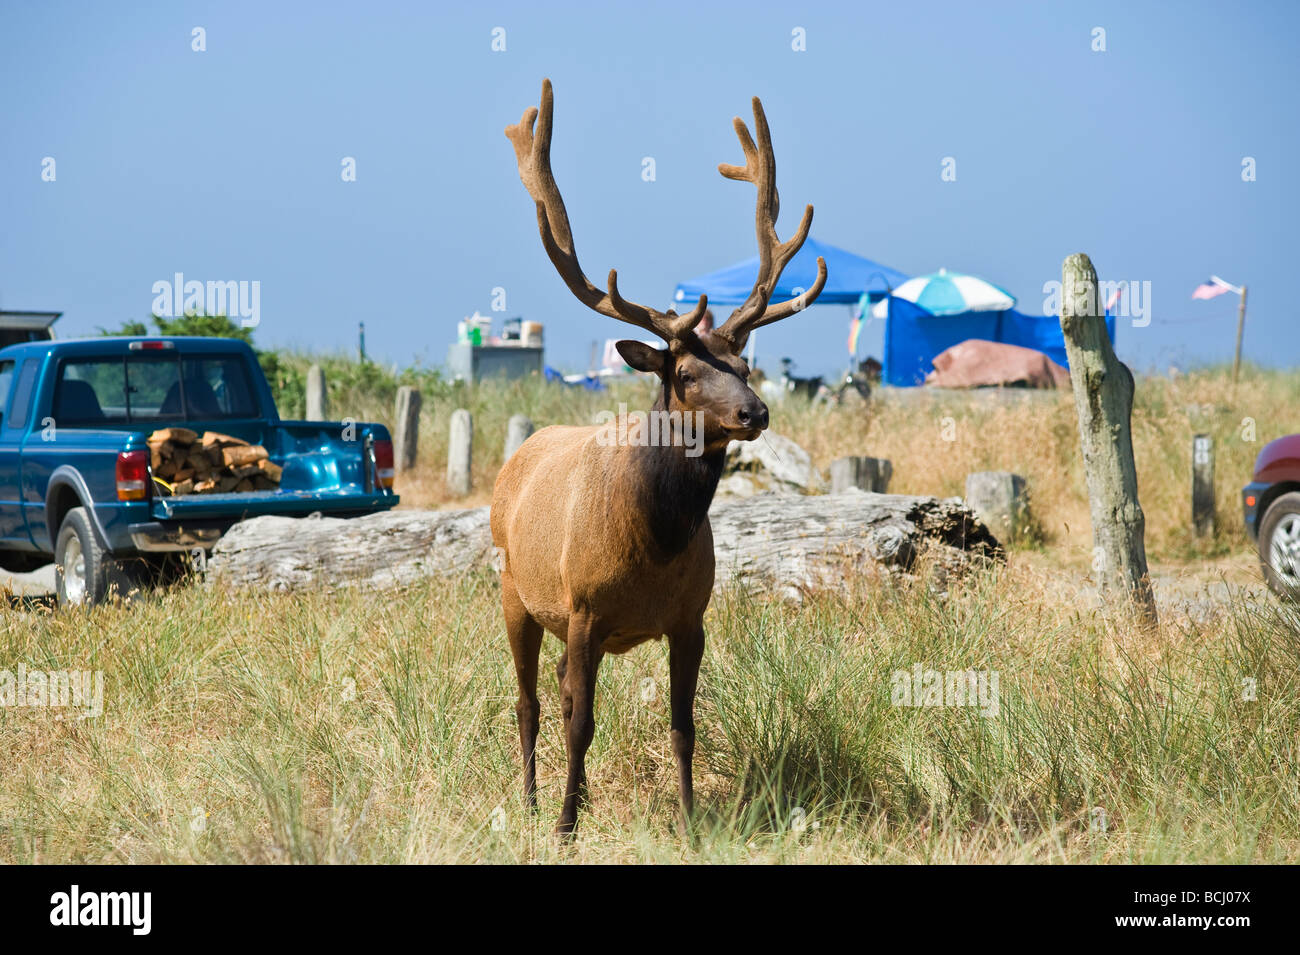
[492,79,826,835]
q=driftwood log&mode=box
[206,491,1001,597]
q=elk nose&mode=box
[738,401,769,431]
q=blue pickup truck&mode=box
[0,336,399,605]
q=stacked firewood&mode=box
[147,428,283,496]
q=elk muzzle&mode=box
[728,394,769,440]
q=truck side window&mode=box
[7,359,40,431]
[0,360,14,422]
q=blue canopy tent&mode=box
[882,298,1118,386]
[673,237,907,307]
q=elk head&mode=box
[506,79,826,451]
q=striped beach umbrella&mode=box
[871,268,1016,318]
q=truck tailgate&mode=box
[151,487,396,520]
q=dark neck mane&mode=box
[630,390,724,559]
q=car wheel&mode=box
[1259,491,1300,600]
[55,507,133,607]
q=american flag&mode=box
[1192,276,1238,300]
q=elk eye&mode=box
[679,372,694,386]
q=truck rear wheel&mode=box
[55,507,134,607]
[1259,492,1300,600]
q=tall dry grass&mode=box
[1,561,1296,863]
[354,364,1294,565]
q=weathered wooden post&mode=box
[964,471,1028,544]
[447,409,473,496]
[1060,253,1158,627]
[830,455,892,494]
[306,364,328,420]
[504,414,534,462]
[1191,433,1215,537]
[393,386,422,473]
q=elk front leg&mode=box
[669,624,705,824]
[557,613,602,837]
[503,574,544,809]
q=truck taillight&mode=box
[373,439,395,489]
[116,449,149,501]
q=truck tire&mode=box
[1259,491,1300,600]
[55,507,134,607]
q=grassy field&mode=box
[1,363,1297,863]
[2,563,1297,863]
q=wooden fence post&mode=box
[964,471,1028,544]
[504,414,534,462]
[306,364,328,420]
[447,409,473,496]
[1192,433,1215,537]
[1060,253,1157,627]
[394,386,422,473]
[829,456,892,494]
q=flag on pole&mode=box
[1192,276,1239,300]
[847,316,862,356]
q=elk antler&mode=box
[715,97,827,348]
[505,79,708,345]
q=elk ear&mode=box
[615,340,666,376]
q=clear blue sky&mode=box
[2,0,1295,378]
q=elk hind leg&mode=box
[503,575,544,809]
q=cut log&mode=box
[202,431,242,448]
[223,445,267,468]
[207,491,1002,596]
[258,459,283,482]
[151,427,198,446]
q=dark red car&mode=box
[1244,433,1300,598]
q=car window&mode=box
[0,360,14,421]
[55,359,128,425]
[125,355,183,422]
[8,358,41,430]
[54,353,260,425]
[178,356,259,419]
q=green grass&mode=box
[3,562,1297,863]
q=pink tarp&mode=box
[924,339,1071,389]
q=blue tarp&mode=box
[673,237,907,306]
[882,298,1118,387]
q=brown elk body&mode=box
[493,79,826,835]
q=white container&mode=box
[521,321,544,349]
